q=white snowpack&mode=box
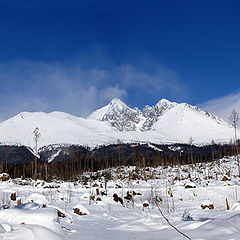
[0,157,237,239]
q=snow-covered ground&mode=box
[0,157,239,239]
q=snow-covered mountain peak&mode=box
[156,98,174,105]
[109,98,126,108]
[13,111,48,121]
[89,98,142,131]
[89,98,229,133]
[155,98,177,110]
[176,102,223,124]
[0,98,234,148]
[155,98,176,110]
[140,99,177,130]
[102,100,142,131]
[89,98,127,120]
[14,111,78,122]
[107,98,131,113]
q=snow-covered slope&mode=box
[0,111,116,148]
[0,98,236,148]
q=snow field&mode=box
[0,157,238,239]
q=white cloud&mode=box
[200,92,240,121]
[114,64,183,94]
[0,59,183,121]
[0,60,127,120]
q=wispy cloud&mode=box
[0,59,184,121]
[114,64,182,94]
[200,92,240,121]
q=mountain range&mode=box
[0,98,235,149]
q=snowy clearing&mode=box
[0,157,239,239]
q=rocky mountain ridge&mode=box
[89,98,223,131]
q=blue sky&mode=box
[0,0,240,120]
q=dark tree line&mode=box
[0,142,238,180]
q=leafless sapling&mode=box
[33,127,41,180]
[229,109,240,176]
[229,109,239,142]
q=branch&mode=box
[155,201,192,240]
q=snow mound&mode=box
[27,193,48,205]
[3,224,64,240]
[0,206,64,240]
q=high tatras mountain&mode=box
[89,98,224,132]
[89,98,142,131]
[0,98,236,149]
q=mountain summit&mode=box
[90,98,223,132]
[0,98,235,148]
[89,98,142,131]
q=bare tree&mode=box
[229,109,240,176]
[229,109,239,141]
[33,127,41,180]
